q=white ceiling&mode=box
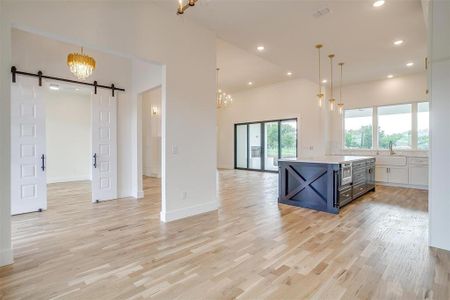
[154,0,427,93]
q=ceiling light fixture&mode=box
[322,79,328,83]
[287,72,293,77]
[394,40,404,46]
[67,47,96,80]
[373,0,385,7]
[338,62,345,115]
[406,62,414,67]
[315,44,324,108]
[216,68,232,109]
[248,81,253,86]
[328,54,336,112]
[177,0,198,15]
[49,84,60,91]
[256,46,265,52]
[387,74,394,79]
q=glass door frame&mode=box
[234,118,298,173]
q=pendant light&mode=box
[216,68,232,109]
[328,54,336,111]
[338,62,345,115]
[315,44,324,108]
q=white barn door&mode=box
[91,90,117,202]
[11,77,47,215]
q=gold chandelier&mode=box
[67,47,96,80]
[177,0,198,14]
[216,68,233,109]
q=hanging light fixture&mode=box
[177,0,198,14]
[216,68,233,109]
[315,44,324,108]
[338,62,345,115]
[67,47,96,80]
[328,54,336,112]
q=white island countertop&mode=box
[279,155,375,165]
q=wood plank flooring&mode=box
[0,170,449,299]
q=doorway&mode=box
[141,86,162,197]
[234,118,298,172]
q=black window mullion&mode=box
[261,122,265,171]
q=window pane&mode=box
[417,102,429,150]
[344,108,373,149]
[248,123,261,169]
[280,120,297,159]
[264,122,279,171]
[378,104,412,149]
[236,125,247,168]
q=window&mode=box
[344,108,373,149]
[417,102,429,150]
[378,104,412,149]
[343,101,429,151]
[235,118,297,172]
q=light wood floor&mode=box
[0,170,449,299]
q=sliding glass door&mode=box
[234,118,297,172]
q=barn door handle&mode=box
[41,154,46,171]
[93,153,97,168]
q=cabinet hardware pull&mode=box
[93,153,97,168]
[41,154,45,171]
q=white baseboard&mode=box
[47,175,91,184]
[0,248,13,267]
[376,182,428,190]
[137,190,144,198]
[160,200,218,223]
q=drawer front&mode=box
[353,172,366,184]
[339,187,353,206]
[408,157,429,165]
[353,183,367,198]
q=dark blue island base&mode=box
[278,158,376,214]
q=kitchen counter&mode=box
[279,155,375,164]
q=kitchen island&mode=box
[278,156,376,214]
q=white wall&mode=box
[329,73,428,153]
[142,87,162,178]
[1,1,217,266]
[429,0,450,251]
[0,0,13,267]
[45,89,91,183]
[217,78,328,169]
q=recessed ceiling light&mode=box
[248,81,253,86]
[406,62,414,67]
[287,72,293,77]
[393,40,404,46]
[373,0,385,7]
[256,45,265,52]
[387,74,394,79]
[322,79,328,83]
[49,84,60,90]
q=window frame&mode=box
[234,118,298,173]
[342,101,429,151]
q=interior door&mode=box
[11,77,47,215]
[91,90,117,202]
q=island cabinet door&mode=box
[278,162,339,214]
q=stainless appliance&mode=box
[340,162,353,186]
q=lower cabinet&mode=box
[409,166,428,186]
[375,166,409,184]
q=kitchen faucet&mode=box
[389,141,395,155]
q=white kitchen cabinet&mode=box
[388,167,409,184]
[409,166,429,186]
[375,166,408,184]
[375,166,389,182]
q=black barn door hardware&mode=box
[11,66,125,97]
